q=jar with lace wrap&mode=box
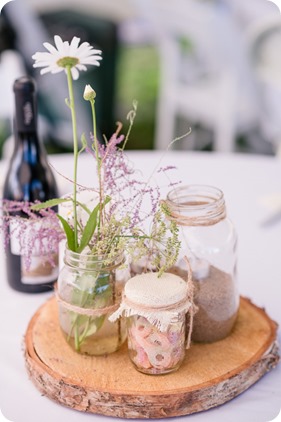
[56,248,129,355]
[165,185,239,343]
[110,271,195,375]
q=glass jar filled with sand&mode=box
[165,185,239,343]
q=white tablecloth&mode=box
[0,151,280,422]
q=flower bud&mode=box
[83,84,96,101]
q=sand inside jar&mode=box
[169,265,239,343]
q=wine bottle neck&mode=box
[13,76,38,134]
[14,94,37,133]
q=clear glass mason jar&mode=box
[127,313,186,375]
[110,272,193,375]
[57,249,129,355]
[166,185,239,343]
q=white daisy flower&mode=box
[32,35,102,80]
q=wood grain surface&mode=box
[24,296,280,419]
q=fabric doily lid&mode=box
[109,272,192,332]
[124,272,188,307]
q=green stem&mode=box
[114,234,149,239]
[91,100,98,159]
[66,65,78,250]
[90,99,103,232]
[120,100,138,150]
[78,317,92,345]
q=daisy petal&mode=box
[82,58,101,66]
[33,61,54,68]
[70,37,81,49]
[91,49,102,55]
[77,41,90,51]
[32,52,53,61]
[40,66,56,75]
[76,64,87,71]
[54,35,67,53]
[43,42,59,55]
[78,50,102,59]
[51,67,64,74]
[71,67,79,80]
[63,40,70,55]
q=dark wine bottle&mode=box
[3,76,59,293]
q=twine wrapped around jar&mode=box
[162,185,227,227]
[55,283,122,317]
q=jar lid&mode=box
[124,272,187,307]
[109,272,192,331]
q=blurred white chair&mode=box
[0,49,25,122]
[247,15,281,156]
[133,0,260,152]
[0,49,26,159]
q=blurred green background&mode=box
[116,45,159,150]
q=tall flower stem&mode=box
[66,65,79,249]
[90,98,104,229]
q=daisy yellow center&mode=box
[57,57,79,68]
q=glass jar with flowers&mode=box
[57,248,129,355]
[27,35,181,355]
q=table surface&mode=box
[0,151,280,422]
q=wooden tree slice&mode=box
[24,296,279,419]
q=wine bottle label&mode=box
[21,254,59,285]
[10,218,59,285]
